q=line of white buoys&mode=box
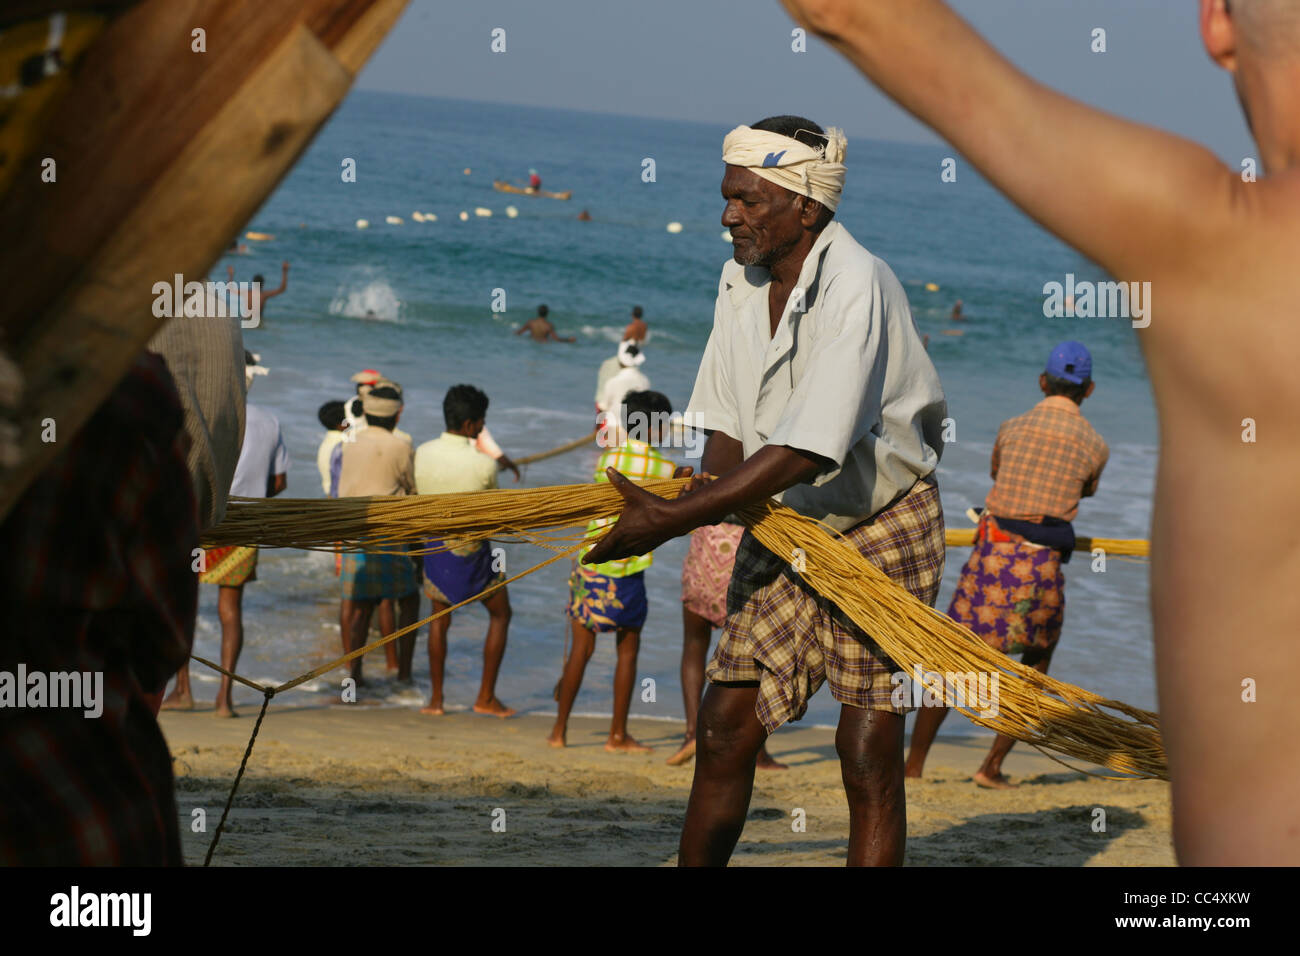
[355,218,370,229]
[666,221,683,233]
[458,211,469,221]
[463,167,472,175]
[925,282,939,291]
[721,230,732,242]
[505,205,519,218]
[386,215,403,225]
[474,207,492,217]
[423,212,437,222]
[412,212,426,222]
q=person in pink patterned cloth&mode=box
[667,520,787,771]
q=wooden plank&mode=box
[0,0,409,521]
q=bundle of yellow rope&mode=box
[204,479,1165,779]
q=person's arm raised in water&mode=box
[261,261,290,302]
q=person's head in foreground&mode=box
[1206,0,1300,161]
[620,389,673,447]
[317,399,347,432]
[444,383,489,438]
[1040,341,1095,405]
[244,349,267,391]
[536,304,549,319]
[362,383,402,429]
[721,114,846,269]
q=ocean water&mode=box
[190,91,1157,736]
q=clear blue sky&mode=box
[357,0,1255,161]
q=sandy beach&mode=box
[162,706,1174,866]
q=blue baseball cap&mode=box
[1045,341,1092,384]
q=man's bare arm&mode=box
[780,0,1241,286]
[261,261,289,301]
[581,443,826,564]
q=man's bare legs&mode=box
[161,662,194,711]
[378,598,399,672]
[667,607,713,764]
[472,588,515,717]
[678,682,768,865]
[393,591,417,681]
[343,598,376,684]
[547,618,595,746]
[837,705,907,866]
[904,702,949,778]
[213,584,245,718]
[668,606,787,769]
[421,599,451,715]
[973,646,1051,789]
[607,627,651,752]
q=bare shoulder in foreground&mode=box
[779,0,1300,864]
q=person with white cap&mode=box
[337,381,419,685]
[597,340,651,437]
[584,114,947,866]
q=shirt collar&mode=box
[724,220,842,310]
[440,431,474,445]
[1040,395,1081,414]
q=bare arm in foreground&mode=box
[780,0,1300,864]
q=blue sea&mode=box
[192,91,1157,736]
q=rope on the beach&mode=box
[189,540,586,863]
[204,688,272,867]
[200,480,1167,779]
[512,429,599,466]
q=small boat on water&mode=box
[493,180,572,200]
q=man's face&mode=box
[721,165,808,268]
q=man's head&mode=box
[444,384,489,436]
[252,273,265,287]
[351,368,382,396]
[621,389,673,446]
[1202,0,1300,166]
[1040,341,1095,404]
[362,383,403,429]
[537,304,549,318]
[318,400,347,432]
[631,306,643,319]
[721,115,844,269]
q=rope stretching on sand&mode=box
[201,479,1165,780]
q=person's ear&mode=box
[800,196,825,228]
[1201,0,1238,72]
[1084,380,1096,400]
[1039,373,1050,394]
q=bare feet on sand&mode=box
[472,697,516,718]
[546,730,566,748]
[213,705,238,719]
[974,771,1017,789]
[665,737,696,766]
[605,734,652,754]
[419,702,446,716]
[756,748,788,771]
[160,692,194,712]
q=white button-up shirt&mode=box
[687,220,946,531]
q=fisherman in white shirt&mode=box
[584,115,947,867]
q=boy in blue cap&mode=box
[906,341,1108,787]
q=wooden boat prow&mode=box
[492,180,571,200]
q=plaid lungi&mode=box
[707,478,945,732]
[199,545,257,586]
[340,547,417,601]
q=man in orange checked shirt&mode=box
[905,342,1107,787]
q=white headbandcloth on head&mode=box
[722,124,847,212]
